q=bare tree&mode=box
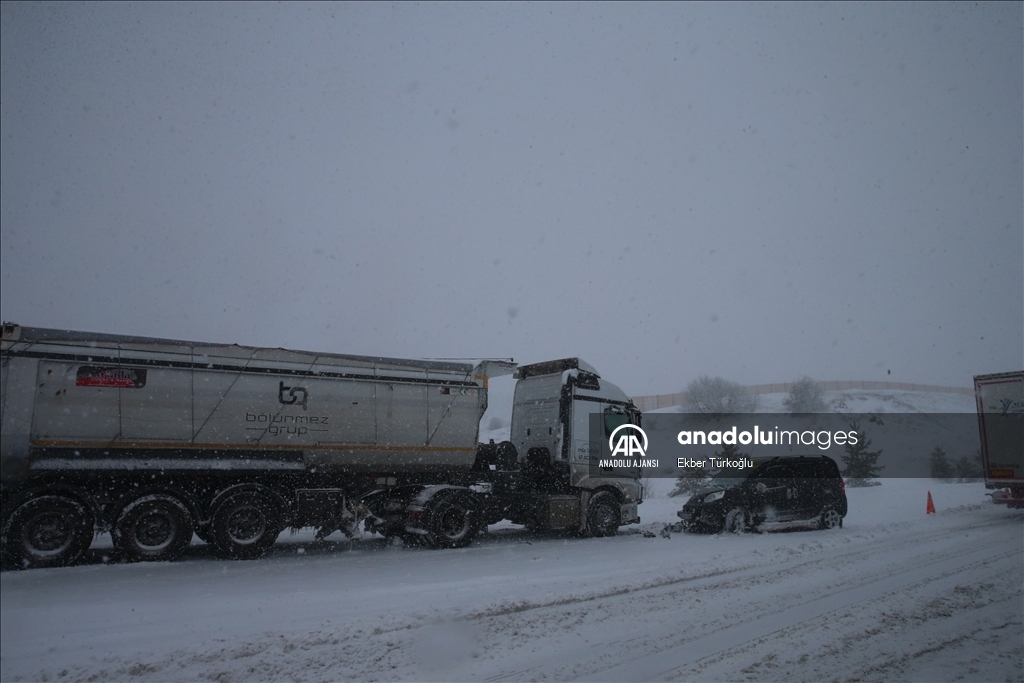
[681,375,759,416]
[784,376,827,414]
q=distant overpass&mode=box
[630,381,974,412]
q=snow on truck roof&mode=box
[1,324,503,376]
[515,357,599,379]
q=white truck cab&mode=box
[510,358,642,530]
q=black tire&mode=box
[1,495,94,569]
[210,490,283,560]
[722,507,748,534]
[586,491,620,537]
[818,506,842,530]
[472,442,496,471]
[425,494,477,549]
[496,441,518,471]
[112,494,194,563]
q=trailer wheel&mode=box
[586,491,620,538]
[426,494,477,549]
[112,494,194,563]
[210,490,282,560]
[1,495,94,569]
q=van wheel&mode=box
[113,494,194,562]
[2,496,94,568]
[210,490,283,559]
[819,507,842,530]
[586,491,620,537]
[723,507,748,534]
[426,494,477,549]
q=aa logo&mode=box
[608,424,648,458]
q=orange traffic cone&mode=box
[926,490,936,514]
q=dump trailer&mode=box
[974,371,1024,508]
[1,324,641,568]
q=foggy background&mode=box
[2,2,1021,396]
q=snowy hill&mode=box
[760,388,975,414]
[649,388,976,414]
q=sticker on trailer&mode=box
[76,366,147,388]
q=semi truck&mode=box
[974,371,1024,509]
[0,324,642,568]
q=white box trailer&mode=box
[974,371,1024,508]
[1,324,641,568]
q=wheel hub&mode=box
[438,507,468,537]
[227,507,266,544]
[24,512,73,555]
[134,510,176,549]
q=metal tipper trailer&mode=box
[974,371,1024,508]
[1,324,642,567]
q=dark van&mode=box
[677,455,847,533]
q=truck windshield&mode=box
[603,409,631,437]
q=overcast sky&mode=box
[2,2,1021,395]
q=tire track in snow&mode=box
[463,510,1009,626]
[607,545,1018,682]
[674,556,1023,682]
[470,521,1016,682]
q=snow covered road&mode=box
[2,480,1021,682]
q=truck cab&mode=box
[509,358,642,531]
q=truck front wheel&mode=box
[112,494,194,562]
[426,495,477,549]
[210,490,283,560]
[586,491,620,537]
[2,495,94,569]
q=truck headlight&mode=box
[704,490,725,504]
